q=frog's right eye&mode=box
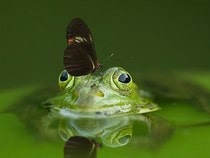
[58,70,75,90]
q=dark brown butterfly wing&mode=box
[64,136,98,158]
[64,18,99,76]
[64,43,97,76]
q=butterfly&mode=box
[64,18,101,76]
[64,136,100,158]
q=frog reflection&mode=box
[44,67,159,147]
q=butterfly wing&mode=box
[64,42,96,76]
[64,18,98,76]
[64,136,97,158]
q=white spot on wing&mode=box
[75,36,88,43]
[89,34,93,42]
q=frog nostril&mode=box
[95,111,102,115]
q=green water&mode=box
[0,0,210,157]
[1,72,210,158]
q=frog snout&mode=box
[77,89,105,106]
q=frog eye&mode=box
[118,73,131,83]
[58,70,75,90]
[59,70,69,82]
[111,69,133,92]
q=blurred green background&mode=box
[0,1,210,158]
[0,0,209,89]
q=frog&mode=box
[43,67,160,147]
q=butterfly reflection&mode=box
[64,136,99,158]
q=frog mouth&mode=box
[52,103,159,119]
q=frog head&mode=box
[46,67,159,147]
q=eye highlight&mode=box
[58,70,75,90]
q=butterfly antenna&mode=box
[101,53,114,66]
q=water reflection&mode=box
[64,136,98,158]
[58,113,173,148]
[59,116,134,147]
[62,115,172,158]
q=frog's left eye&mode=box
[58,70,75,90]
